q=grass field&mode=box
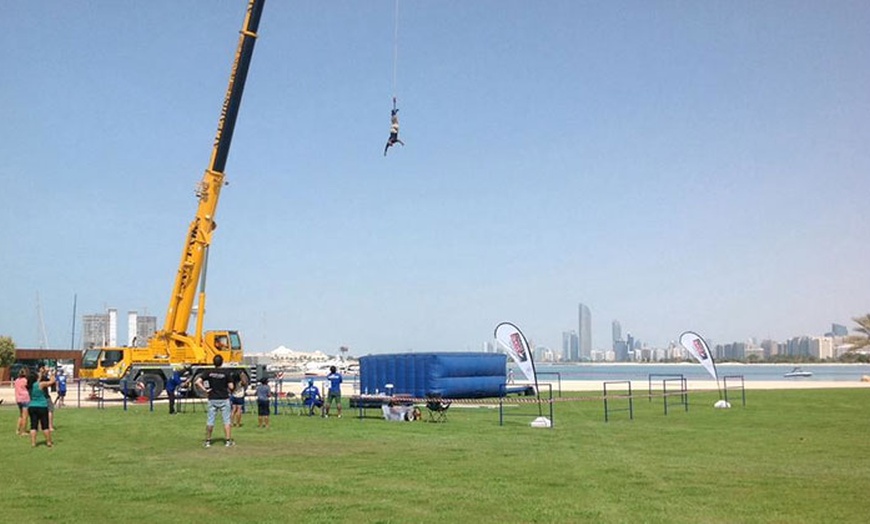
[3,388,870,523]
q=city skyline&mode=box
[2,2,868,355]
[4,297,866,357]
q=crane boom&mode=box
[79,0,268,398]
[161,0,265,340]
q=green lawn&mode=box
[3,389,869,523]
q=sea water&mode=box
[528,363,870,382]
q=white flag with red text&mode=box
[679,331,718,381]
[494,321,536,383]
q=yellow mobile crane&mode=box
[80,0,266,397]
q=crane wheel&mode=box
[192,370,210,398]
[138,373,165,400]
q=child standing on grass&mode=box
[14,368,30,436]
[230,372,247,427]
[55,369,67,408]
[256,377,271,428]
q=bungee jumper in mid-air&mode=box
[383,97,405,156]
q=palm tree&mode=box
[846,314,870,350]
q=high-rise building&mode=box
[614,340,629,362]
[612,320,621,349]
[786,336,811,358]
[82,313,111,349]
[831,324,848,337]
[84,308,156,349]
[107,308,118,347]
[578,303,592,361]
[810,337,834,360]
[562,331,579,362]
[761,339,779,359]
[535,346,555,362]
[127,311,138,346]
[136,315,157,347]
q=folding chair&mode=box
[300,391,323,416]
[282,392,305,416]
[425,395,451,423]
[176,386,206,413]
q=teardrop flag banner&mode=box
[494,321,537,384]
[495,321,546,419]
[678,330,719,381]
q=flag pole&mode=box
[711,357,722,399]
[527,342,543,417]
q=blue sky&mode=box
[2,1,868,356]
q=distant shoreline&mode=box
[535,362,870,366]
[551,379,870,392]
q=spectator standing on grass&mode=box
[324,366,343,418]
[195,355,234,448]
[256,377,271,428]
[14,368,30,436]
[230,371,247,427]
[55,369,67,408]
[39,365,56,431]
[28,368,55,448]
[166,368,182,415]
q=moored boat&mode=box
[783,367,813,378]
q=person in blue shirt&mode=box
[300,379,322,416]
[324,366,343,418]
[166,368,183,415]
[54,369,68,408]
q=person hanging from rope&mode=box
[383,97,405,156]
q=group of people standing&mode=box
[193,355,280,448]
[13,365,68,448]
[193,356,344,448]
[12,356,346,450]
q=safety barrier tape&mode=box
[348,387,714,406]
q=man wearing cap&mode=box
[300,379,322,417]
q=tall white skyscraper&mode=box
[128,311,138,346]
[578,303,592,361]
[107,308,118,347]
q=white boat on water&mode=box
[784,367,813,378]
[303,358,357,376]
